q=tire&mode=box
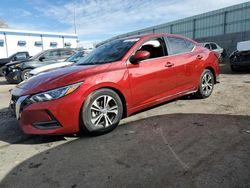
[80,89,123,136]
[0,66,5,76]
[195,69,215,99]
[21,69,32,81]
[231,65,239,72]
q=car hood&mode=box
[12,64,97,96]
[30,62,73,75]
[6,59,31,66]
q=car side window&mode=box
[14,53,27,61]
[204,44,211,50]
[59,50,75,58]
[166,37,194,55]
[210,43,217,50]
[186,40,195,51]
[41,50,59,60]
[137,38,165,59]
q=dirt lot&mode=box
[0,63,250,187]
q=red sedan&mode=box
[10,33,220,135]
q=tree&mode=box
[0,20,8,28]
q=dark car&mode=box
[230,40,250,71]
[0,52,30,76]
[5,48,76,83]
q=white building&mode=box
[0,28,78,58]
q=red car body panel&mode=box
[11,33,220,135]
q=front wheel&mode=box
[80,89,123,136]
[195,69,215,99]
[21,69,32,81]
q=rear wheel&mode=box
[195,69,214,99]
[21,69,32,81]
[80,89,123,136]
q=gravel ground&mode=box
[0,63,250,187]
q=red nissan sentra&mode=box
[10,33,220,135]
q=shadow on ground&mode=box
[0,108,69,146]
[1,113,250,188]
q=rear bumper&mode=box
[231,61,250,68]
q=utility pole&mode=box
[73,7,76,34]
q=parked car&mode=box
[28,51,87,78]
[10,33,220,136]
[0,51,30,76]
[5,48,76,83]
[201,42,225,62]
[230,40,250,71]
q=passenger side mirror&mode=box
[13,57,17,61]
[130,50,150,64]
[39,56,45,61]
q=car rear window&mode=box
[166,37,195,55]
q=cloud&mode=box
[33,0,248,46]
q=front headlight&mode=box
[10,64,21,69]
[30,82,83,102]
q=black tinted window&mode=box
[210,43,217,50]
[166,37,194,55]
[204,44,211,49]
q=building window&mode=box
[50,42,57,47]
[35,41,43,46]
[18,40,26,46]
[64,42,71,47]
[0,39,4,47]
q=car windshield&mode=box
[76,38,139,65]
[66,51,84,63]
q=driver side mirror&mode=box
[13,57,17,61]
[130,50,150,64]
[39,56,45,61]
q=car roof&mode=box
[116,33,198,44]
[45,48,76,52]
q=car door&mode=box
[127,37,176,108]
[165,36,199,91]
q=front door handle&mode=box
[196,55,203,60]
[165,62,174,67]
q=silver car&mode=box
[201,42,225,62]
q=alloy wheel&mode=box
[201,72,213,96]
[89,95,119,129]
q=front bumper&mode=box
[5,69,22,83]
[10,89,86,135]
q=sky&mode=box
[0,0,248,47]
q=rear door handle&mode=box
[165,62,174,67]
[196,55,203,60]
